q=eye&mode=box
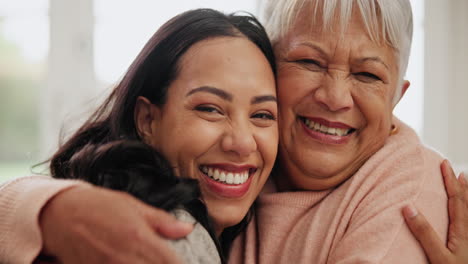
[194,105,223,114]
[295,59,324,71]
[252,112,276,121]
[354,72,382,82]
[297,59,322,66]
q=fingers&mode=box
[402,205,452,264]
[143,206,193,239]
[442,162,468,240]
[459,172,467,187]
[441,160,461,198]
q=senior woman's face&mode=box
[139,37,278,234]
[274,14,408,190]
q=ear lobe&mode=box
[134,96,160,144]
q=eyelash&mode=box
[195,105,222,114]
[252,112,276,121]
[354,72,382,81]
[298,61,382,80]
[297,59,323,67]
[195,105,276,121]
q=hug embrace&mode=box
[1,0,468,263]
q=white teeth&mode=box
[226,173,234,184]
[336,129,345,136]
[213,169,220,180]
[220,171,226,182]
[234,174,240,184]
[303,118,351,136]
[319,124,328,133]
[314,122,320,130]
[200,166,251,185]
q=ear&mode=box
[393,80,410,108]
[134,96,161,145]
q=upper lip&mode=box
[302,117,355,129]
[200,163,257,173]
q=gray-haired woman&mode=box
[228,0,461,263]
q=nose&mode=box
[314,74,354,112]
[221,121,257,158]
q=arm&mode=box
[403,160,468,264]
[0,176,82,263]
[0,176,192,264]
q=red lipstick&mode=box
[199,164,256,198]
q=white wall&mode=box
[41,0,95,158]
[424,0,468,173]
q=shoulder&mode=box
[355,117,444,185]
[339,118,447,219]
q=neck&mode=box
[272,162,294,191]
[214,223,224,238]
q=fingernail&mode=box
[177,221,194,230]
[460,172,467,185]
[403,205,418,219]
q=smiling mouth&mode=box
[300,117,356,136]
[199,166,256,185]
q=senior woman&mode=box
[0,1,467,264]
[226,0,462,262]
[227,0,449,262]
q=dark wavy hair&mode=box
[47,8,276,260]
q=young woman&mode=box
[33,8,278,263]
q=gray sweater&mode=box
[168,209,221,264]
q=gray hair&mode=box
[259,0,413,104]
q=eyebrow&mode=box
[297,42,327,58]
[186,86,277,105]
[356,57,390,70]
[251,95,277,104]
[186,86,232,101]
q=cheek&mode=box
[256,127,279,170]
[353,85,394,126]
[159,119,223,176]
[277,68,322,111]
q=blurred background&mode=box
[0,0,466,182]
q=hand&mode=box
[39,184,193,264]
[403,160,468,264]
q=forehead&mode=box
[170,36,275,96]
[279,13,398,69]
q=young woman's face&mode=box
[147,37,278,234]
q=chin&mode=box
[285,159,353,190]
[206,199,252,228]
[208,204,250,231]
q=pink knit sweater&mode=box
[0,118,448,263]
[229,118,448,263]
[0,176,83,263]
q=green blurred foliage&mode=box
[0,20,43,162]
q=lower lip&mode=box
[300,119,352,144]
[199,170,253,198]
